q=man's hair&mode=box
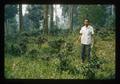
[84,18,90,22]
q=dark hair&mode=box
[84,18,89,22]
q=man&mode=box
[79,19,94,63]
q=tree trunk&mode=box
[7,19,10,35]
[5,20,8,36]
[19,4,23,32]
[55,5,57,26]
[69,5,73,32]
[111,5,114,15]
[50,5,54,34]
[44,5,48,34]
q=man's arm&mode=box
[91,28,95,48]
[77,33,82,42]
[78,27,83,41]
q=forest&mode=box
[5,4,115,79]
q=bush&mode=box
[28,49,39,58]
[9,41,28,56]
[20,31,30,37]
[19,42,27,54]
[29,30,42,37]
[80,52,105,79]
[5,41,9,53]
[48,38,65,54]
[36,36,48,48]
[9,44,21,56]
[97,30,109,39]
[18,36,29,44]
[56,41,77,74]
[104,15,115,31]
[96,28,115,41]
[57,50,71,73]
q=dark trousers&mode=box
[81,44,91,62]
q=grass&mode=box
[4,31,115,79]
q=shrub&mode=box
[96,29,114,41]
[20,31,30,37]
[19,42,27,54]
[28,49,39,58]
[57,51,71,73]
[5,41,9,53]
[29,30,42,37]
[80,45,105,79]
[56,41,77,74]
[48,38,65,54]
[80,62,97,79]
[78,42,100,79]
[36,36,48,48]
[18,36,29,45]
[9,44,21,56]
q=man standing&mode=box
[79,19,94,63]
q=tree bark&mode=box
[44,5,48,34]
[19,4,23,32]
[69,5,73,32]
[55,5,57,26]
[111,5,114,15]
[5,20,7,36]
[50,5,54,34]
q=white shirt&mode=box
[80,25,94,45]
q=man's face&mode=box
[84,20,89,26]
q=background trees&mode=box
[78,5,107,27]
[26,5,44,31]
[5,4,115,35]
[5,5,18,35]
[44,5,49,34]
[19,4,23,33]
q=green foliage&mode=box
[96,29,114,41]
[17,37,28,54]
[57,42,79,75]
[48,38,65,53]
[29,30,43,37]
[27,5,44,29]
[79,5,107,27]
[7,35,28,56]
[9,44,21,56]
[80,56,105,79]
[7,17,18,35]
[20,31,31,37]
[36,36,48,48]
[5,5,18,21]
[5,32,115,79]
[104,14,115,30]
[23,14,31,31]
[9,42,27,56]
[28,49,39,58]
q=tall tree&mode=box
[50,5,54,33]
[78,5,107,27]
[44,5,49,34]
[27,5,44,31]
[23,13,31,31]
[19,4,23,32]
[5,5,17,35]
[54,5,58,26]
[61,5,74,32]
[104,5,115,30]
[68,5,73,32]
[72,5,80,31]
